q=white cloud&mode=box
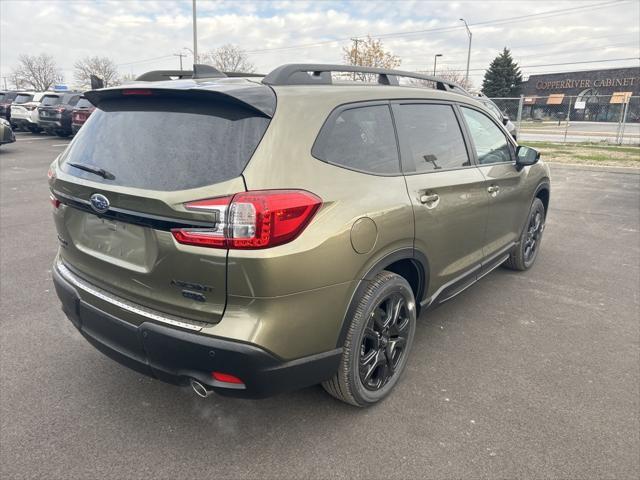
[0,0,638,89]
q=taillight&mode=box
[171,190,321,250]
[50,194,60,209]
[26,105,37,111]
[122,89,153,96]
[172,196,231,248]
[55,106,65,113]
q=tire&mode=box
[56,130,71,138]
[504,197,546,271]
[322,271,417,407]
[28,126,41,134]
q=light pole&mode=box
[460,18,472,86]
[173,52,186,70]
[192,0,198,64]
[433,54,443,76]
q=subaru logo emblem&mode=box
[90,193,110,214]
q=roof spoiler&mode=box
[136,64,226,82]
[84,86,276,117]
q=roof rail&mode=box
[224,72,265,78]
[135,64,226,82]
[262,64,463,92]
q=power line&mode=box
[245,0,630,55]
[421,57,639,74]
[402,41,640,68]
[116,54,174,67]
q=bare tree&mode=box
[119,73,138,84]
[201,44,256,73]
[436,67,474,90]
[12,54,63,91]
[408,67,474,91]
[342,36,401,81]
[73,56,120,88]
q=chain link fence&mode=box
[488,95,640,145]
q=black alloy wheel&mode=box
[359,293,411,391]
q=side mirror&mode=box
[516,145,540,169]
[502,115,509,126]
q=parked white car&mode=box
[11,92,48,133]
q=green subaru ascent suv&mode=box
[50,64,550,407]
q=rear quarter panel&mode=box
[230,88,415,357]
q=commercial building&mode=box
[521,67,640,122]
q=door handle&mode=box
[420,193,440,204]
[487,185,500,195]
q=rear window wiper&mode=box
[67,162,115,180]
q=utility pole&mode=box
[433,54,442,76]
[460,18,472,86]
[174,53,186,70]
[192,0,198,65]
[351,37,362,80]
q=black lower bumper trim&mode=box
[52,266,341,398]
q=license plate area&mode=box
[67,210,158,272]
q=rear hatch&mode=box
[72,97,94,126]
[38,94,62,119]
[10,93,35,119]
[50,84,275,324]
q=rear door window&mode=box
[394,103,470,173]
[312,104,400,175]
[59,96,271,191]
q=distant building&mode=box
[520,67,640,122]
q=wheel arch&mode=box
[534,180,550,214]
[336,248,429,348]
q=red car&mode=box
[71,96,95,134]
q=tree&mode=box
[342,36,401,81]
[74,56,120,88]
[119,73,138,84]
[12,54,62,91]
[201,44,256,73]
[481,48,523,97]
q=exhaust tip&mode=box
[190,379,213,398]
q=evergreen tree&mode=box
[481,48,523,97]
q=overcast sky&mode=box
[1,0,639,89]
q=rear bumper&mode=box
[39,119,63,129]
[52,262,341,399]
[10,117,30,125]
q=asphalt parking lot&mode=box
[1,132,639,479]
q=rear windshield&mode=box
[41,95,62,106]
[15,94,34,104]
[59,96,271,191]
[75,98,93,109]
[1,92,18,102]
